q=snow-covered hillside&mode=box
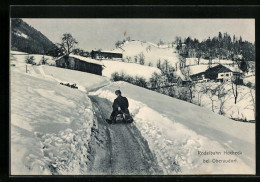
[102,60,161,81]
[90,81,255,174]
[111,40,180,67]
[10,51,56,66]
[186,58,234,66]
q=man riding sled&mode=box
[106,90,134,124]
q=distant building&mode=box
[190,72,209,82]
[190,64,243,83]
[90,50,122,60]
[176,76,192,86]
[205,64,235,82]
[55,54,103,76]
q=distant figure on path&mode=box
[106,90,133,124]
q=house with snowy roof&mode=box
[55,54,103,76]
[190,64,243,83]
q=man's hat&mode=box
[115,90,121,95]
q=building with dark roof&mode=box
[190,64,242,83]
[91,50,122,60]
[55,55,103,76]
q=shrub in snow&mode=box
[134,76,148,88]
[111,71,148,88]
[25,55,36,65]
[40,55,48,65]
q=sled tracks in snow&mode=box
[89,95,163,175]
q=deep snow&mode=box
[89,81,255,174]
[112,40,180,67]
[10,52,109,174]
[102,60,161,81]
[11,71,95,174]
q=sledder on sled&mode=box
[106,90,134,124]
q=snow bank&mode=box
[11,70,96,175]
[90,81,255,174]
[102,60,161,81]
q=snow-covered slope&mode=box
[102,60,161,81]
[11,71,96,174]
[11,51,110,175]
[11,52,110,92]
[186,58,234,66]
[10,51,56,66]
[112,40,180,67]
[90,81,255,174]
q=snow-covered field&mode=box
[186,58,234,66]
[102,60,161,81]
[10,51,56,66]
[111,40,180,67]
[90,81,255,174]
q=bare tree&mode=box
[231,75,240,104]
[195,83,208,106]
[146,45,151,52]
[40,55,48,65]
[115,40,123,48]
[175,36,182,44]
[139,52,145,65]
[180,66,194,103]
[162,59,169,74]
[215,83,229,115]
[134,56,138,63]
[58,33,78,56]
[56,33,78,68]
[249,88,255,119]
[157,59,161,69]
[202,85,217,112]
[157,39,164,46]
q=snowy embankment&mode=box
[90,81,255,174]
[11,52,110,174]
[11,71,95,174]
[102,60,161,81]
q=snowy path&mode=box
[89,95,162,175]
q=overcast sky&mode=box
[23,19,255,51]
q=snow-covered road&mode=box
[89,95,162,175]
